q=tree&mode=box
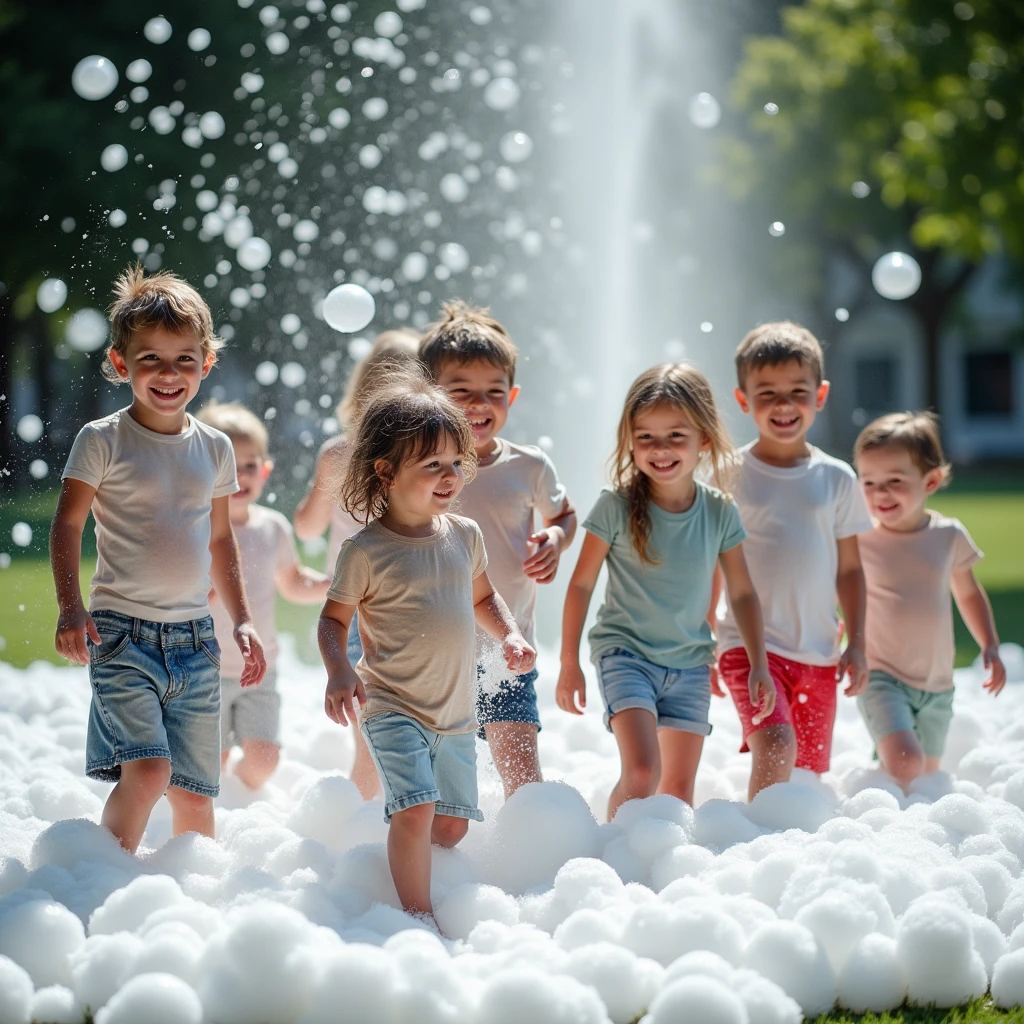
[724,0,1024,412]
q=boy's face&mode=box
[382,433,467,521]
[735,360,829,447]
[109,326,214,431]
[232,438,271,508]
[435,359,519,456]
[857,446,942,532]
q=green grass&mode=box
[810,1000,1024,1024]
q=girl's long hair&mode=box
[611,363,736,564]
[335,328,421,430]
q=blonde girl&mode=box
[556,364,774,818]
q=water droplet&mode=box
[255,361,279,385]
[484,77,519,111]
[143,17,173,44]
[236,237,272,271]
[187,28,211,52]
[16,415,44,443]
[100,144,128,172]
[835,307,850,322]
[687,92,721,129]
[36,279,68,313]
[322,283,376,333]
[872,252,922,301]
[66,309,108,352]
[769,221,786,237]
[126,59,152,83]
[71,56,119,101]
[851,181,871,199]
[499,131,533,163]
[11,522,33,548]
[700,321,713,333]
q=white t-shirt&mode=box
[454,438,568,648]
[314,437,362,574]
[211,504,296,678]
[716,443,873,665]
[62,408,238,622]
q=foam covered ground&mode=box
[3,642,1024,1024]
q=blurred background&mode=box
[1,0,1021,664]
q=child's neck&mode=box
[647,472,698,514]
[878,506,932,534]
[751,434,812,468]
[229,499,253,527]
[127,400,189,435]
[474,437,501,465]
[381,504,439,539]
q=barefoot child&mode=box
[557,364,774,819]
[197,402,330,790]
[715,322,872,798]
[854,412,1005,787]
[421,302,577,798]
[318,374,534,919]
[294,328,420,799]
[50,266,265,853]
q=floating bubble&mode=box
[374,11,403,36]
[397,0,426,9]
[108,209,127,228]
[12,523,33,548]
[499,131,533,163]
[852,181,871,199]
[764,102,779,116]
[687,92,721,129]
[280,314,301,335]
[835,307,850,322]
[359,145,382,169]
[495,166,518,192]
[236,237,272,271]
[195,190,218,212]
[266,32,289,55]
[872,251,922,301]
[255,361,279,385]
[331,4,351,22]
[187,28,211,51]
[293,219,319,242]
[328,107,350,129]
[348,337,373,360]
[29,459,49,480]
[322,283,375,333]
[199,111,225,139]
[71,56,119,101]
[131,237,149,255]
[267,141,289,163]
[259,5,280,25]
[16,415,44,443]
[143,16,173,44]
[125,58,152,83]
[229,287,251,309]
[241,72,264,93]
[700,321,713,333]
[100,144,128,172]
[277,157,298,178]
[470,6,493,25]
[484,77,519,111]
[279,362,306,388]
[769,221,786,237]
[362,97,389,121]
[148,107,176,134]
[66,309,108,352]
[223,215,254,249]
[402,252,429,282]
[36,279,68,314]
[439,242,470,273]
[440,173,469,203]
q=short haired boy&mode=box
[854,412,1004,788]
[715,322,873,798]
[197,402,330,791]
[421,302,577,798]
[51,266,266,854]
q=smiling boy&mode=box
[50,265,265,853]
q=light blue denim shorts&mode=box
[595,647,713,735]
[87,609,222,796]
[346,611,363,667]
[360,711,483,824]
[857,670,955,758]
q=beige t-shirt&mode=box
[454,438,567,648]
[860,511,982,692]
[327,514,488,733]
[211,504,296,678]
[62,409,238,622]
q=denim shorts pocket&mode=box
[199,639,221,669]
[90,633,132,666]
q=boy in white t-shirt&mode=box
[51,265,266,854]
[716,322,872,798]
[420,302,577,798]
[198,402,330,790]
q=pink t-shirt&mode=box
[860,511,982,692]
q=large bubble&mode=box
[872,252,922,301]
[199,112,225,140]
[255,361,279,386]
[374,11,403,37]
[402,252,428,282]
[125,59,152,83]
[223,215,254,249]
[36,279,68,314]
[108,209,127,228]
[148,107,176,134]
[484,77,520,111]
[362,98,389,121]
[687,91,721,129]
[143,16,173,44]
[65,309,108,352]
[187,28,211,51]
[499,131,533,163]
[71,56,119,101]
[439,242,470,273]
[279,362,306,388]
[440,173,469,203]
[322,283,375,333]
[266,32,289,55]
[16,415,44,443]
[293,219,319,242]
[236,237,272,271]
[12,522,33,548]
[100,144,128,172]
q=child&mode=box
[318,373,534,920]
[557,364,774,819]
[197,401,331,790]
[50,265,266,854]
[420,302,577,798]
[854,412,1004,787]
[294,328,420,798]
[715,321,872,798]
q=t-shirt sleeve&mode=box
[274,514,299,573]
[719,497,747,552]
[582,489,623,545]
[470,520,488,579]
[62,423,108,489]
[327,539,371,604]
[834,464,874,538]
[951,520,983,570]
[213,436,240,499]
[532,450,569,520]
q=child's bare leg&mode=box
[608,708,661,820]
[388,803,435,914]
[656,729,704,806]
[877,730,925,788]
[101,757,172,853]
[234,739,280,789]
[351,728,381,800]
[747,724,796,800]
[431,813,469,848]
[924,755,941,773]
[165,786,215,839]
[220,749,230,769]
[484,722,542,799]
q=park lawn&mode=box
[811,1000,1024,1024]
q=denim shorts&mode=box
[347,611,363,667]
[475,665,541,739]
[595,647,712,735]
[221,669,280,748]
[360,712,483,824]
[86,609,222,796]
[857,670,955,758]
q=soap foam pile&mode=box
[3,641,1024,1024]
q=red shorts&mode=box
[718,648,838,774]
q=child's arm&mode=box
[556,532,610,715]
[718,545,775,724]
[294,445,338,542]
[836,536,869,696]
[951,566,1005,695]
[50,478,101,664]
[276,561,331,605]
[209,496,266,687]
[473,571,536,674]
[318,599,366,725]
[525,498,578,584]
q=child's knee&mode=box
[432,815,469,848]
[122,757,172,799]
[623,758,660,793]
[752,724,797,762]
[392,802,434,832]
[166,786,213,812]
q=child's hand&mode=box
[838,645,868,696]
[502,633,536,675]
[235,623,267,688]
[710,662,727,699]
[556,663,586,715]
[55,606,101,665]
[524,529,562,584]
[983,646,1006,696]
[747,664,776,725]
[325,670,366,726]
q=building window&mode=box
[964,351,1014,417]
[855,355,899,413]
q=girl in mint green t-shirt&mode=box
[557,364,775,819]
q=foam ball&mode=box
[303,943,398,1024]
[613,794,694,833]
[993,948,1024,1008]
[972,915,1009,979]
[286,774,362,851]
[435,884,518,941]
[553,908,622,950]
[0,898,85,986]
[29,985,82,1024]
[745,784,836,833]
[744,921,836,1016]
[693,800,762,848]
[564,942,662,1024]
[928,793,990,836]
[651,844,715,892]
[793,889,885,974]
[0,955,32,1024]
[94,973,201,1024]
[89,875,186,934]
[648,975,749,1024]
[841,788,901,818]
[731,969,803,1024]
[70,933,143,1011]
[30,818,135,873]
[663,950,734,983]
[960,855,1013,917]
[622,900,745,966]
[554,858,624,909]
[836,934,906,1013]
[1003,770,1024,811]
[475,966,612,1024]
